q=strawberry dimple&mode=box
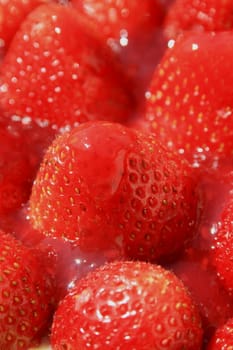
[51,260,203,350]
[118,141,200,261]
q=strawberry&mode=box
[0,203,122,303]
[51,260,203,350]
[71,0,164,49]
[0,3,133,130]
[70,0,166,102]
[0,113,55,217]
[0,131,31,215]
[169,248,233,346]
[29,121,200,263]
[207,318,233,350]
[164,0,233,39]
[202,170,233,296]
[211,194,233,294]
[132,31,233,167]
[166,167,233,345]
[0,230,55,349]
[0,0,51,56]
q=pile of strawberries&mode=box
[1,0,233,349]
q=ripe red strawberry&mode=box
[70,0,166,102]
[0,230,55,349]
[0,133,31,215]
[29,121,200,262]
[51,260,203,350]
[0,3,133,130]
[71,0,164,49]
[211,195,233,294]
[169,248,233,346]
[207,318,233,350]
[0,113,55,217]
[0,0,51,55]
[164,0,233,39]
[132,31,233,167]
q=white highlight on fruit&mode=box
[16,57,23,64]
[23,34,29,42]
[119,29,128,47]
[75,288,93,310]
[210,223,218,235]
[0,83,8,92]
[120,36,128,46]
[22,116,32,125]
[192,43,199,51]
[54,27,62,35]
[168,39,175,49]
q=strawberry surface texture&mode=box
[29,121,200,262]
[0,0,51,55]
[0,231,54,349]
[0,0,233,349]
[132,30,233,167]
[163,0,233,39]
[0,3,133,129]
[207,317,233,349]
[51,260,203,350]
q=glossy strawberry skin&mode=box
[0,0,51,55]
[70,0,166,102]
[0,130,32,215]
[71,0,164,48]
[0,230,55,350]
[207,318,233,350]
[0,112,56,217]
[51,260,203,350]
[169,248,233,346]
[132,31,233,167]
[29,121,200,262]
[211,196,233,294]
[164,0,233,39]
[0,3,133,130]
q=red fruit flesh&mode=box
[51,260,203,350]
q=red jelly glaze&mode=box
[0,1,233,349]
